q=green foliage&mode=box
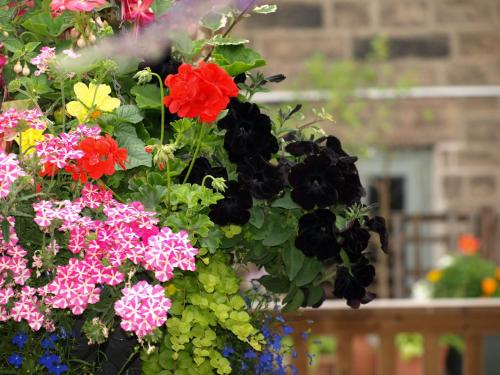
[213,45,266,76]
[115,123,153,169]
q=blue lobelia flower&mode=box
[48,364,69,375]
[8,353,23,368]
[243,350,257,360]
[38,353,61,368]
[41,334,58,350]
[12,332,28,349]
[221,346,235,358]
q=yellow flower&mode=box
[15,127,45,155]
[165,284,177,296]
[482,277,497,296]
[426,269,443,283]
[66,82,120,123]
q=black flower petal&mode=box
[218,100,279,164]
[285,141,320,157]
[333,257,376,308]
[209,181,253,226]
[340,220,371,262]
[295,209,341,261]
[289,154,343,210]
[325,136,349,158]
[367,216,389,253]
[336,158,366,205]
[237,157,284,199]
[179,157,228,188]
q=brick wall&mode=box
[238,0,500,214]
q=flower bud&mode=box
[13,61,22,74]
[134,68,153,85]
[70,28,80,38]
[22,64,30,76]
[2,31,8,37]
[144,145,153,154]
[88,34,96,44]
[77,37,86,48]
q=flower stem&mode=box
[152,73,166,145]
[182,124,206,184]
[166,159,172,210]
[60,80,66,132]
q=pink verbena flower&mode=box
[114,281,171,337]
[31,47,56,76]
[145,227,198,282]
[0,108,46,134]
[10,286,45,331]
[0,152,26,199]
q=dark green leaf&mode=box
[282,243,305,280]
[131,85,162,109]
[258,275,290,293]
[22,11,72,38]
[249,206,264,228]
[1,218,10,244]
[295,257,322,286]
[271,192,301,209]
[213,45,266,76]
[282,288,304,313]
[115,105,144,124]
[114,124,152,169]
[305,286,324,306]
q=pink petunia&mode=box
[50,0,107,13]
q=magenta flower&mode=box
[0,152,26,199]
[121,0,155,28]
[31,47,56,76]
[50,0,107,13]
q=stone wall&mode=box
[238,0,500,215]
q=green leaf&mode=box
[258,275,290,293]
[253,4,278,14]
[282,243,305,280]
[25,42,41,52]
[152,0,173,15]
[295,258,322,286]
[201,12,228,32]
[22,11,72,38]
[207,35,249,47]
[262,221,294,246]
[131,84,162,109]
[213,45,266,76]
[114,123,152,169]
[1,218,10,244]
[305,286,325,306]
[3,38,24,53]
[115,104,144,124]
[282,289,304,313]
[248,206,264,229]
[271,192,300,209]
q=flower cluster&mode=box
[31,47,56,76]
[121,0,155,28]
[114,280,172,337]
[35,125,127,181]
[0,152,26,199]
[1,183,197,337]
[0,108,46,150]
[164,62,239,123]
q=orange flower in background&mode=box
[427,269,443,283]
[482,277,497,296]
[458,234,480,255]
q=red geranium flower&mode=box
[164,62,239,123]
[66,135,128,183]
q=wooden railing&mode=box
[286,299,500,375]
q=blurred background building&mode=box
[238,0,500,298]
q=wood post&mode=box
[464,334,484,375]
[423,332,441,375]
[378,332,396,375]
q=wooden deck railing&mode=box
[286,299,500,375]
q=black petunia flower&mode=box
[340,219,371,262]
[237,156,284,199]
[209,181,253,226]
[179,157,228,188]
[295,209,341,261]
[333,257,376,308]
[285,141,320,157]
[218,100,279,164]
[367,216,389,252]
[289,154,343,210]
